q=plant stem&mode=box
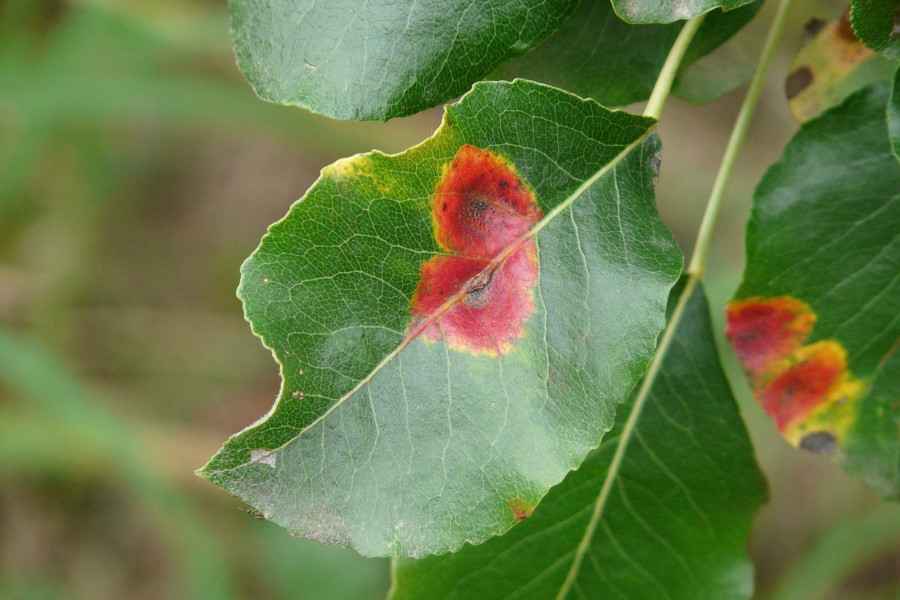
[644,14,706,120]
[554,277,699,600]
[558,5,797,594]
[687,0,796,277]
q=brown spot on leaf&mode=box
[803,18,827,40]
[244,506,266,519]
[651,149,663,186]
[785,67,814,100]
[507,497,535,521]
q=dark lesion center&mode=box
[799,431,838,455]
[465,194,489,220]
[464,268,494,307]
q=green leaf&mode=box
[611,0,758,24]
[199,79,683,557]
[785,10,897,123]
[494,1,761,107]
[726,82,900,499]
[391,280,767,600]
[230,0,577,120]
[850,0,900,60]
[890,64,900,163]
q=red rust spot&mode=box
[507,497,535,522]
[410,145,542,356]
[725,296,816,376]
[758,342,846,432]
[433,145,541,258]
[726,296,866,442]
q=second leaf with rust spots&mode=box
[729,82,900,499]
[199,80,682,556]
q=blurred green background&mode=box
[1,1,897,598]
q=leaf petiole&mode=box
[644,14,707,120]
[688,0,797,278]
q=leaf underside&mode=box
[200,80,683,557]
[391,281,767,600]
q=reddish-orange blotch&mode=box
[410,145,542,356]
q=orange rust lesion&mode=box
[432,144,541,258]
[507,497,535,522]
[409,145,542,357]
[725,295,866,448]
[757,341,863,436]
[725,296,816,377]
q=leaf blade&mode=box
[200,80,684,556]
[611,0,758,24]
[850,0,900,60]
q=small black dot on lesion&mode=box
[465,195,489,220]
[467,286,486,299]
[799,431,838,455]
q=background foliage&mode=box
[1,0,898,598]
